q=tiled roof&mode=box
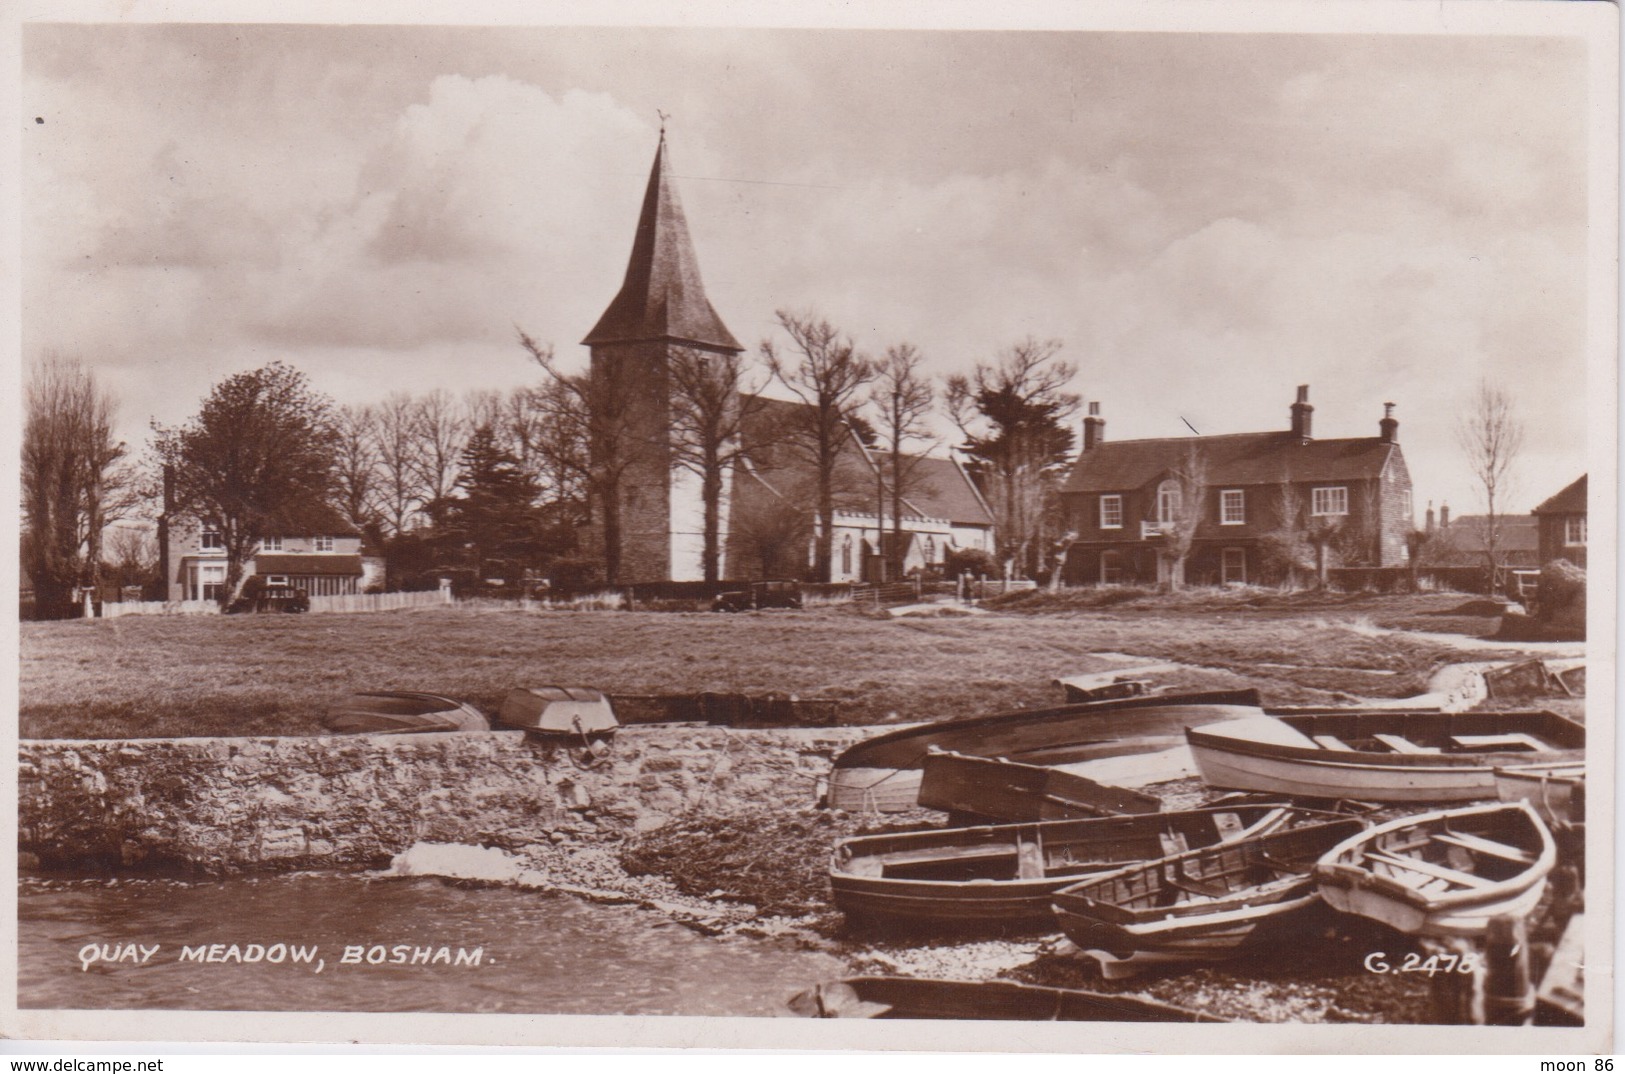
[1532,474,1586,516]
[1062,431,1396,495]
[900,455,996,527]
[1429,515,1540,556]
[582,135,742,352]
[254,554,364,577]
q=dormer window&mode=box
[201,530,224,551]
[314,536,335,552]
[261,536,283,552]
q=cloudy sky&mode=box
[21,16,1604,515]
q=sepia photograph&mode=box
[7,0,1616,1054]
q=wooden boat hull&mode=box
[1494,763,1585,827]
[323,692,489,734]
[830,690,1262,812]
[1051,818,1366,975]
[497,686,618,737]
[832,805,1315,928]
[919,750,1161,822]
[1313,802,1556,939]
[786,976,1225,1021]
[1187,711,1584,803]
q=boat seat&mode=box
[1015,838,1046,880]
[1158,832,1190,857]
[1161,871,1229,899]
[1312,735,1352,751]
[1373,734,1439,755]
[1450,733,1547,752]
[1367,850,1492,889]
[1432,830,1536,866]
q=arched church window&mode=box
[841,535,853,576]
[924,536,936,563]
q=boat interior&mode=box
[1274,711,1584,756]
[1357,814,1543,897]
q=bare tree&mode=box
[761,311,877,582]
[463,389,506,444]
[103,523,158,592]
[519,328,650,584]
[1456,379,1525,594]
[522,381,592,513]
[728,471,815,581]
[373,392,425,536]
[411,389,467,522]
[22,355,134,617]
[668,346,770,583]
[868,343,936,579]
[1154,442,1207,589]
[946,337,1078,579]
[332,403,380,531]
[152,362,338,608]
[1258,479,1313,588]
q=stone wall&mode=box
[19,725,871,875]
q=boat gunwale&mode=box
[833,689,1264,770]
[1185,725,1584,772]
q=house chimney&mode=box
[1425,500,1435,533]
[1289,385,1313,441]
[1440,502,1451,529]
[1082,401,1105,452]
[1380,401,1399,443]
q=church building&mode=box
[581,134,994,583]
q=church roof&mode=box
[900,455,996,528]
[582,134,743,352]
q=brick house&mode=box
[1059,386,1413,587]
[162,501,375,602]
[1532,474,1587,570]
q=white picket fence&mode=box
[305,590,449,614]
[99,599,219,619]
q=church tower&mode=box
[583,132,742,583]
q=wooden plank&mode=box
[1450,733,1548,752]
[1373,733,1439,755]
[1313,735,1352,751]
[1432,830,1536,865]
[1368,850,1492,889]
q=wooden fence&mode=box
[305,590,449,614]
[98,599,218,619]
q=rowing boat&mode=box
[323,691,489,734]
[831,804,1327,929]
[830,690,1263,812]
[1185,710,1584,802]
[1051,817,1367,977]
[1313,802,1556,938]
[785,976,1226,1021]
[1494,762,1584,827]
[917,750,1161,823]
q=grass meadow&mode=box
[19,592,1531,739]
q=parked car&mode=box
[229,585,310,614]
[712,581,803,613]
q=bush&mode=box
[1536,558,1586,638]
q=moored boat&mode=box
[918,749,1162,823]
[1051,817,1367,977]
[1186,710,1584,802]
[1312,801,1556,938]
[785,976,1226,1021]
[323,691,490,735]
[831,690,1263,812]
[831,804,1329,929]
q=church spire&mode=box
[582,132,742,352]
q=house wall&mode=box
[1537,514,1587,569]
[1377,453,1414,567]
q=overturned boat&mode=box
[497,686,619,740]
[830,804,1331,929]
[1313,801,1556,938]
[1185,710,1584,802]
[830,689,1263,812]
[1051,817,1367,978]
[323,691,490,735]
[786,976,1225,1022]
[918,749,1161,823]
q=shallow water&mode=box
[20,873,845,1015]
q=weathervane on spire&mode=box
[657,109,671,137]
